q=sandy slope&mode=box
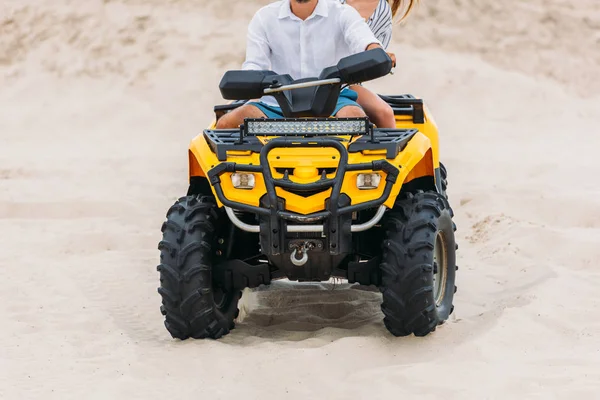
[1,0,600,398]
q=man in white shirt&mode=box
[215,0,391,129]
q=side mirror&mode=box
[219,70,280,100]
[336,48,392,85]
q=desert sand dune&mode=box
[1,0,599,398]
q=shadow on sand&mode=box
[225,280,392,344]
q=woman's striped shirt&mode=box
[339,0,393,49]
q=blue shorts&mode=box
[247,88,361,119]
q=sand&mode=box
[1,0,599,398]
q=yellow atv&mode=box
[157,48,457,340]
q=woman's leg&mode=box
[349,84,396,128]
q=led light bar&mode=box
[243,118,369,136]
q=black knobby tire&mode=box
[440,162,448,198]
[157,195,240,340]
[379,190,457,337]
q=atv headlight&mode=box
[356,173,381,190]
[231,173,255,189]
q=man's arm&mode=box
[340,7,396,67]
[241,12,271,71]
[339,5,382,53]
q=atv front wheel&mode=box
[157,195,240,340]
[440,162,448,198]
[379,190,457,337]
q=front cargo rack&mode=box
[204,117,418,161]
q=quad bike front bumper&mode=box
[206,135,400,260]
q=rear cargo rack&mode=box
[378,94,424,123]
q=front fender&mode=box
[383,131,436,208]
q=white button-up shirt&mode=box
[241,0,381,106]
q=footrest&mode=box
[214,260,272,291]
[346,257,381,286]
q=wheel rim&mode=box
[433,230,448,306]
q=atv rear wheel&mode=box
[157,195,240,340]
[379,190,457,337]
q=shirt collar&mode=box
[278,0,329,20]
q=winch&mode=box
[289,240,320,266]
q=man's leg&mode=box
[335,105,367,118]
[215,104,267,129]
[333,88,367,118]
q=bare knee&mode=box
[215,113,234,129]
[373,105,395,128]
[379,105,394,121]
[216,108,245,129]
[215,104,266,129]
[335,105,366,118]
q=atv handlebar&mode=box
[218,48,392,118]
[263,78,342,94]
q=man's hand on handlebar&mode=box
[365,43,396,68]
[387,52,396,68]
